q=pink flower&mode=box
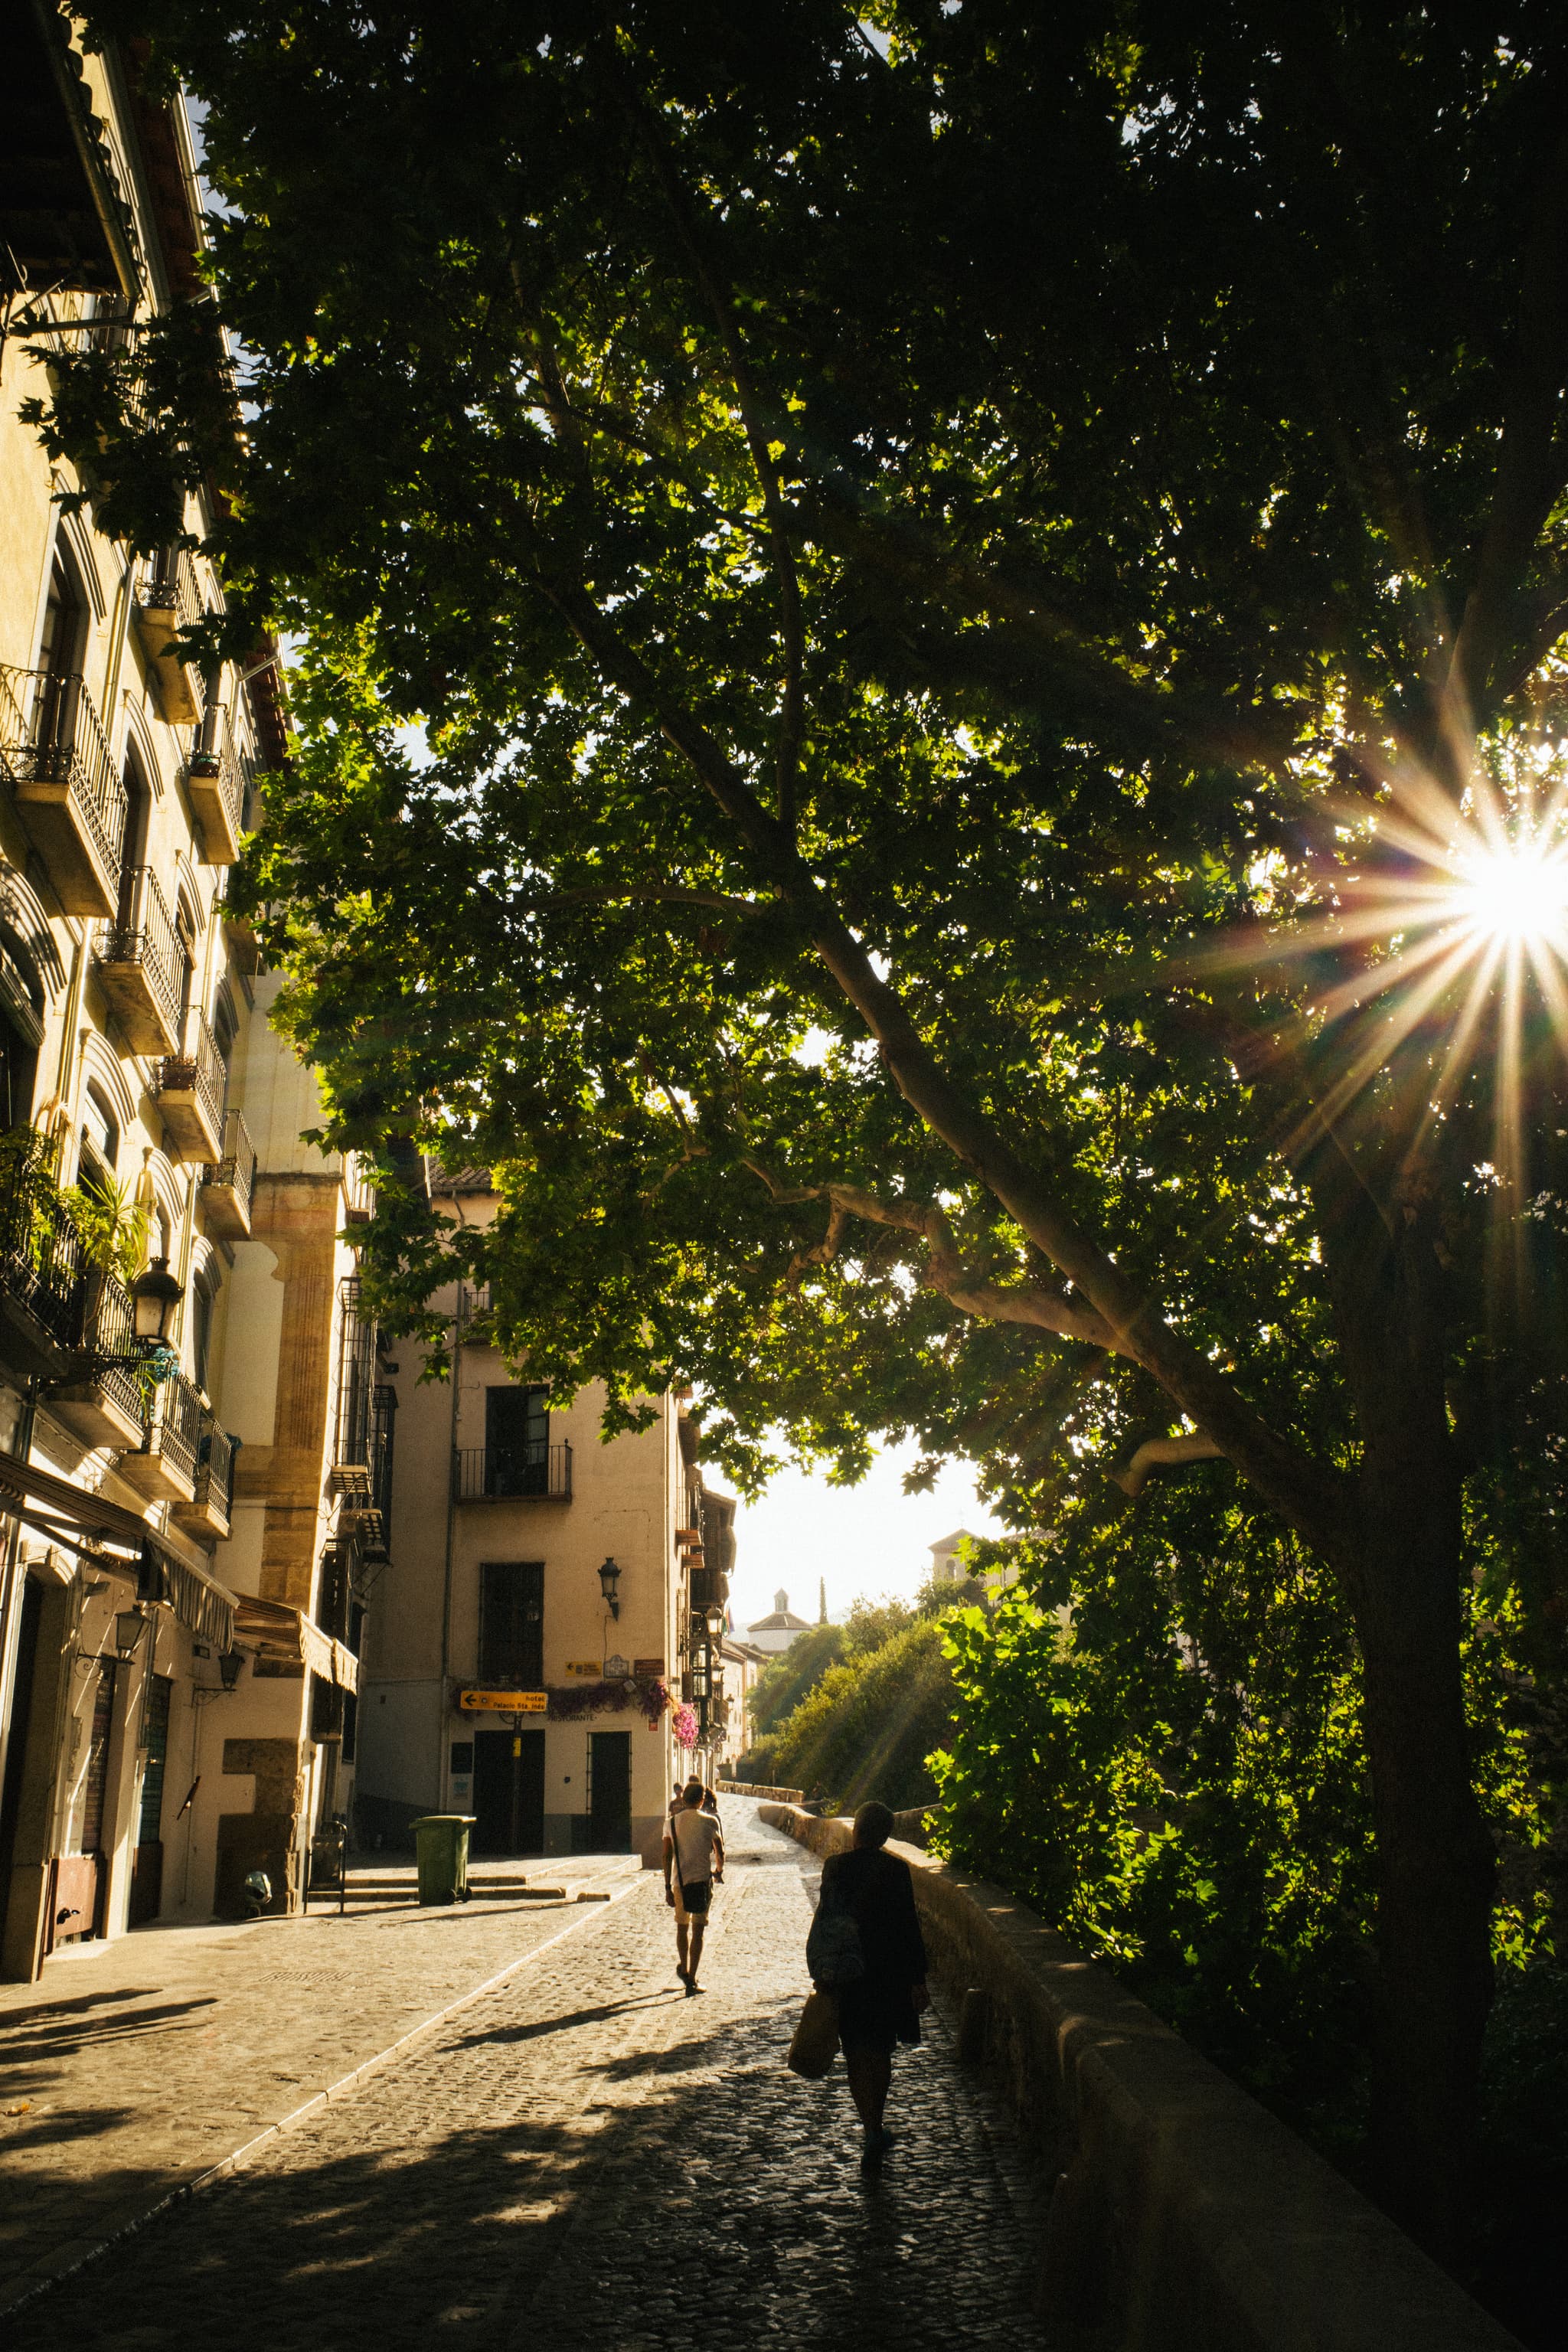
[673,1705,700,1749]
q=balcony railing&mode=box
[153,1009,226,1157]
[452,1442,572,1502]
[369,1382,396,1525]
[137,546,201,635]
[142,1365,204,1488]
[201,1109,255,1235]
[0,1136,87,1364]
[99,865,184,1050]
[135,550,203,727]
[194,1419,236,1529]
[332,1276,377,1491]
[185,699,246,858]
[0,663,129,897]
[87,1267,152,1429]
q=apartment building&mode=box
[0,13,375,1976]
[354,1170,737,1866]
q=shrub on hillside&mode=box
[771,1616,955,1811]
[747,1622,844,1739]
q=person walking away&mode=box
[815,1800,929,2170]
[664,1778,724,1994]
[701,1786,724,1878]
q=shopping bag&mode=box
[786,1988,841,2078]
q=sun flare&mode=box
[1451,840,1568,949]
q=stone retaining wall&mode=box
[717,1779,805,1804]
[760,1803,1521,2352]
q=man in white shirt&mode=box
[663,1779,724,1994]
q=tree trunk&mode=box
[1352,1484,1495,2242]
[1328,1194,1495,2245]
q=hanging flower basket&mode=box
[544,1674,668,1728]
[673,1704,700,1749]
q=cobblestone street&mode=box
[16,1804,1045,2350]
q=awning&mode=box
[137,1547,235,1651]
[233,1594,359,1693]
[0,1451,237,1649]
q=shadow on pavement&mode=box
[16,2001,1044,2352]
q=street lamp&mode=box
[597,1555,622,1621]
[130,1256,184,1347]
[218,1649,245,1691]
[703,1600,725,1642]
[113,1609,145,1662]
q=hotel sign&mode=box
[458,1687,547,1713]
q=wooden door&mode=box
[589,1732,632,1851]
[472,1728,545,1856]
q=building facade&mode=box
[0,17,371,1976]
[354,1172,737,1865]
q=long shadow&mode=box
[2,1996,219,2060]
[450,1990,681,2048]
[0,1987,165,2030]
[15,2000,1046,2351]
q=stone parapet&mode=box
[717,1778,805,1804]
[759,1803,1521,2352]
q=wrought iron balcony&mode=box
[118,1363,204,1504]
[97,864,183,1056]
[152,1010,226,1164]
[452,1442,572,1503]
[0,662,127,918]
[185,699,245,865]
[201,1109,255,1238]
[330,1276,378,1496]
[0,1137,87,1378]
[173,1416,236,1541]
[48,1267,149,1449]
[134,549,202,726]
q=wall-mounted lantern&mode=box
[597,1555,622,1621]
[113,1609,145,1662]
[218,1648,245,1691]
[130,1256,184,1348]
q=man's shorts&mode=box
[675,1878,712,1920]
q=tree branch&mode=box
[532,564,1349,1557]
[1112,1433,1227,1498]
[746,1161,1125,1349]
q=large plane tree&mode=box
[66,0,1568,2232]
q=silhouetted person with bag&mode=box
[815,1800,929,2170]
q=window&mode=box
[485,1384,548,1496]
[478,1560,544,1688]
[0,928,42,1132]
[79,1082,119,1188]
[190,1265,218,1394]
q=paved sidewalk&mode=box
[0,1852,638,2308]
[20,1803,1045,2350]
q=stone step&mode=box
[335,1880,567,1901]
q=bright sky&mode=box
[726,1441,1005,1632]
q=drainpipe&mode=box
[436,1216,467,1808]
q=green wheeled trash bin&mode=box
[410,1815,475,1906]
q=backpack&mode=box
[806,1881,866,1989]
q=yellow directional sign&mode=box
[564,1661,602,1678]
[459,1687,547,1713]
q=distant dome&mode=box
[746,1586,814,1654]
